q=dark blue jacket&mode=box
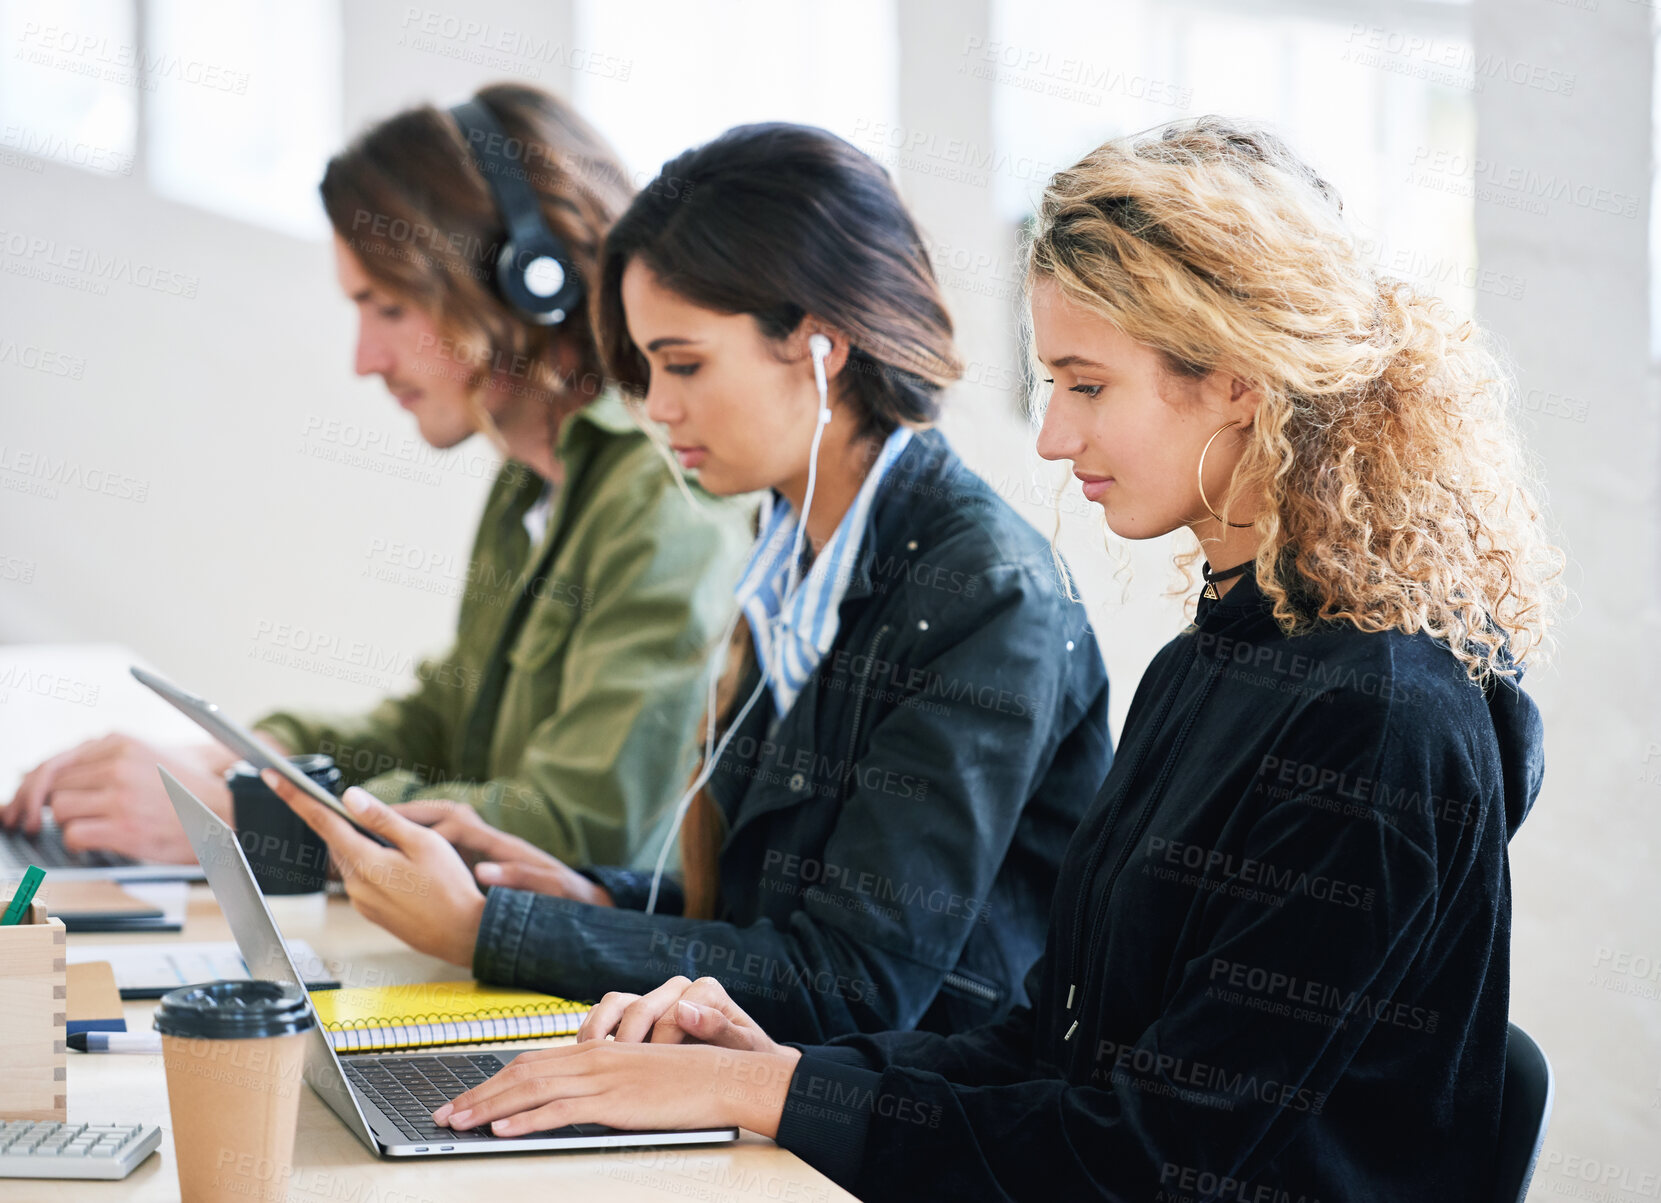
[777,562,1544,1202]
[472,429,1113,1042]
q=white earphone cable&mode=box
[643,334,835,914]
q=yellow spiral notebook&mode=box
[308,981,591,1053]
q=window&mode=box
[0,0,139,177]
[0,0,341,239]
[988,0,1479,312]
[573,0,899,187]
[145,0,341,240]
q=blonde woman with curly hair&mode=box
[410,117,1563,1203]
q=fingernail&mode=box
[343,787,371,813]
[432,1104,452,1124]
[450,1109,471,1127]
[491,1119,512,1134]
[678,1000,700,1025]
[475,862,501,883]
[259,769,279,790]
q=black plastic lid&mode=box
[226,754,336,782]
[153,979,316,1039]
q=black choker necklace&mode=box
[1201,559,1251,600]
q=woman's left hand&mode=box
[394,800,612,906]
[259,771,487,967]
[430,1041,803,1140]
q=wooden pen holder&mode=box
[0,897,67,1122]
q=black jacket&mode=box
[472,430,1113,1041]
[777,563,1544,1202]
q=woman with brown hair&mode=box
[4,83,755,871]
[413,117,1564,1202]
[264,121,1112,1046]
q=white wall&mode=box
[1472,0,1661,1189]
[0,139,493,719]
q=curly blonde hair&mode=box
[1027,117,1564,685]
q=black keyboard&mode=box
[345,1054,519,1143]
[0,820,128,870]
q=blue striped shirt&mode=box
[735,426,914,716]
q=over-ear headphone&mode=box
[448,97,583,326]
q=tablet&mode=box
[131,666,392,846]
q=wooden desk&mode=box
[11,886,853,1203]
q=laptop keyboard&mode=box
[345,1053,521,1143]
[0,818,129,870]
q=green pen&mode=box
[1,864,45,925]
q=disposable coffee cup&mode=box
[153,979,315,1203]
[229,754,341,894]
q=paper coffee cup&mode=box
[154,980,315,1203]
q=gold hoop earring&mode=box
[1197,420,1253,529]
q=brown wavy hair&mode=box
[1027,116,1564,685]
[319,82,634,434]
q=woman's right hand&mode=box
[577,975,782,1055]
[259,771,486,968]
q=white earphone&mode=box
[809,333,832,425]
[643,331,836,913]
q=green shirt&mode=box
[254,391,754,870]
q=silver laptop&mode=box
[159,767,739,1158]
[0,816,204,882]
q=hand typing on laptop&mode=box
[430,973,798,1139]
[2,735,253,862]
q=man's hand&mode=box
[395,800,612,907]
[2,736,243,863]
[261,771,487,967]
